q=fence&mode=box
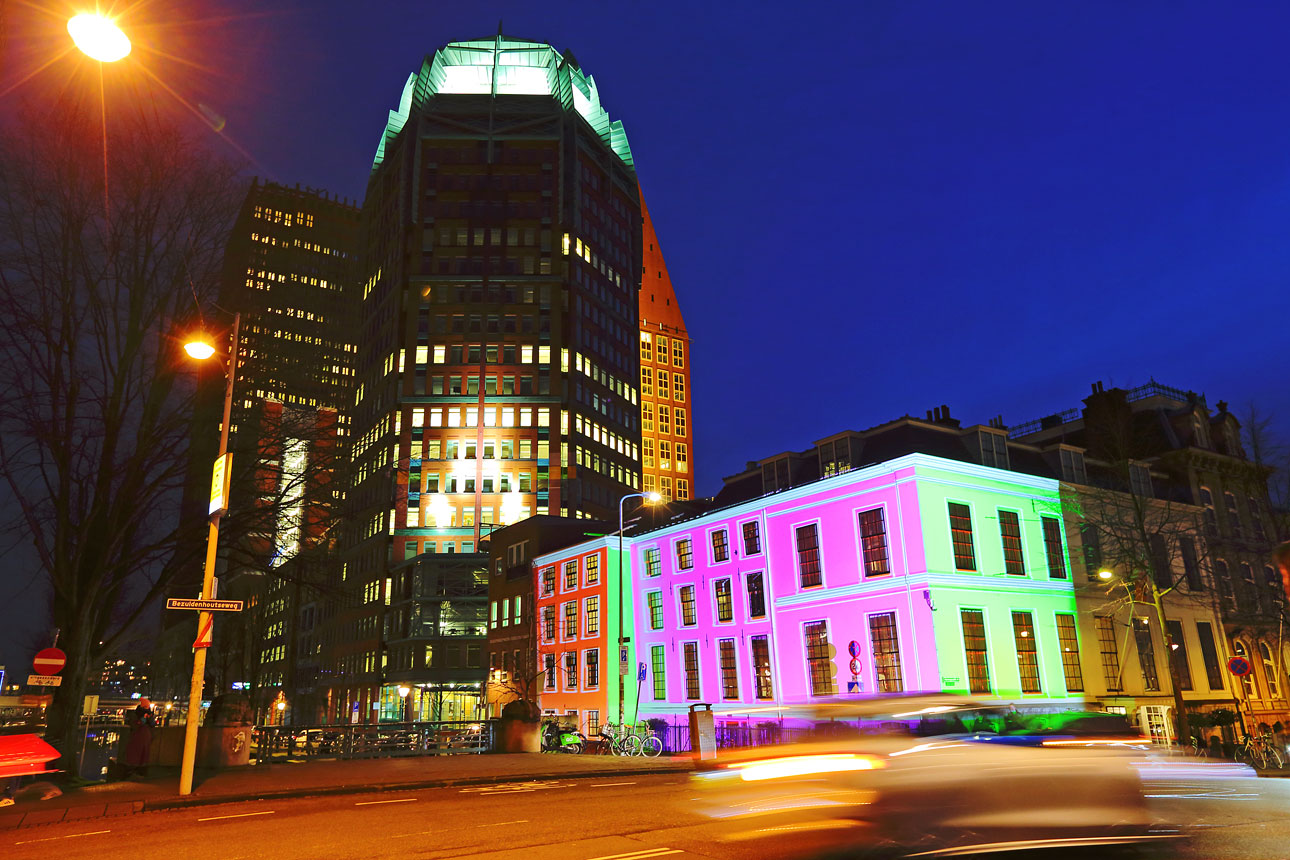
[650,721,816,755]
[253,719,492,763]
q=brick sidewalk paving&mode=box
[0,753,691,830]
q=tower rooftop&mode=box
[373,35,633,171]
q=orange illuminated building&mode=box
[638,194,693,501]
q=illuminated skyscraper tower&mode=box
[336,36,646,719]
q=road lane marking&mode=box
[15,830,110,845]
[592,782,637,787]
[584,849,682,860]
[391,830,435,839]
[356,797,418,806]
[477,820,529,827]
[198,810,276,822]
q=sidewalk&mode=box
[0,753,692,831]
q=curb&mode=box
[0,763,692,831]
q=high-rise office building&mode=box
[333,36,647,721]
[172,180,360,721]
[637,194,693,501]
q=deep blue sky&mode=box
[199,0,1289,491]
[4,1,1290,664]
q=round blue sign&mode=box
[1227,656,1252,677]
[848,640,861,658]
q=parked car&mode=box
[693,695,1166,857]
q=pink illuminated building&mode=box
[627,453,1084,726]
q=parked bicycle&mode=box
[599,722,641,756]
[1235,733,1284,770]
[598,722,662,757]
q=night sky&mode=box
[4,1,1290,661]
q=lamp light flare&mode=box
[1097,569,1114,581]
[645,492,662,503]
[67,13,132,63]
[184,340,217,360]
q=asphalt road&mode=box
[7,772,1290,860]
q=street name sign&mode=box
[166,598,243,612]
[27,675,62,687]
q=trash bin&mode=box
[199,693,253,768]
[688,703,716,761]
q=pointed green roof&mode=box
[372,36,634,172]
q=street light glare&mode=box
[67,13,132,63]
[1097,569,1114,581]
[645,492,662,503]
[184,340,216,360]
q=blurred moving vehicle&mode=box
[693,695,1169,857]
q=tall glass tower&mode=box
[336,36,646,721]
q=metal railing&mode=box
[253,719,492,763]
[651,722,815,755]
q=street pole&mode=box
[179,313,240,796]
[617,491,659,725]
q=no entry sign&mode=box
[1227,655,1252,677]
[32,647,66,675]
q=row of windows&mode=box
[537,554,603,597]
[639,368,686,402]
[641,474,690,502]
[644,612,907,702]
[641,520,762,576]
[1199,487,1270,542]
[945,503,1067,579]
[644,572,766,631]
[639,332,685,368]
[409,437,542,462]
[539,597,602,642]
[489,596,524,629]
[542,649,603,691]
[958,609,1085,696]
[641,404,689,437]
[641,438,689,472]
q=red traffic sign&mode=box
[849,658,862,676]
[847,640,861,658]
[1228,655,1252,677]
[194,614,214,649]
[32,648,66,675]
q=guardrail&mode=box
[253,720,492,763]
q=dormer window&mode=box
[1059,448,1087,484]
[1191,413,1210,449]
[979,430,1009,470]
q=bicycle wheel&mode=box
[620,734,642,756]
[1265,745,1284,770]
[1251,746,1268,770]
[641,735,663,757]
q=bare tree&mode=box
[1065,393,1216,745]
[0,104,244,761]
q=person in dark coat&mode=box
[123,699,155,779]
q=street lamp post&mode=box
[178,313,240,796]
[617,491,661,724]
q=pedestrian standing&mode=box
[123,699,156,779]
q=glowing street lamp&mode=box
[617,491,662,724]
[398,685,412,722]
[67,13,132,63]
[1097,569,1114,581]
[184,339,217,360]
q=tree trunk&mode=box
[1153,599,1191,746]
[43,630,96,775]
